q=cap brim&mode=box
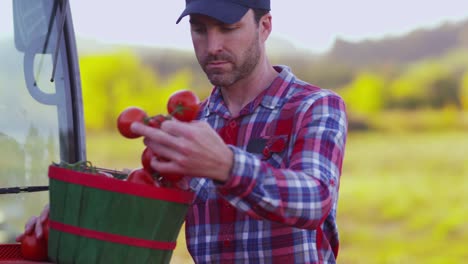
[176,0,249,24]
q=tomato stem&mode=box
[54,160,99,174]
[170,104,188,117]
[143,116,151,125]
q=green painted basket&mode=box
[47,164,194,264]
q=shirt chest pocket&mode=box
[246,135,289,168]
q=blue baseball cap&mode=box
[176,0,271,24]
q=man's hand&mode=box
[131,120,233,183]
[16,204,49,242]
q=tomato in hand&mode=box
[157,157,184,183]
[158,175,187,190]
[43,218,50,241]
[141,147,155,173]
[117,107,148,138]
[167,90,200,122]
[147,114,169,129]
[20,233,48,261]
[160,172,184,183]
[142,149,183,183]
[126,168,156,186]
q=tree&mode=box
[387,61,461,109]
[341,72,386,115]
[461,70,468,110]
[79,49,193,132]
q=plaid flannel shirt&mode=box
[186,65,348,264]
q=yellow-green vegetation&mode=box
[77,49,468,133]
[338,131,468,264]
[86,130,468,264]
[79,49,198,132]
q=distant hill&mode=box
[324,18,468,67]
[72,17,468,71]
[4,17,467,92]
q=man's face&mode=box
[189,10,261,87]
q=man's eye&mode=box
[221,27,236,32]
[191,26,205,33]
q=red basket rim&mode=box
[48,165,194,204]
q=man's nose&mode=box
[206,30,223,55]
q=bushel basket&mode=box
[47,164,194,264]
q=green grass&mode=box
[86,130,468,264]
[338,131,468,264]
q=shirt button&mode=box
[262,147,271,159]
[229,120,237,128]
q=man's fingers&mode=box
[24,216,37,234]
[16,216,37,241]
[15,204,49,242]
[39,204,50,222]
[35,218,44,238]
[130,122,156,138]
[161,120,196,139]
[151,158,185,176]
[131,119,197,142]
[15,233,25,242]
[132,122,173,143]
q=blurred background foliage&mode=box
[80,19,468,133]
[79,19,468,264]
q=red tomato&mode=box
[141,147,155,173]
[126,168,156,186]
[43,218,50,241]
[161,172,184,183]
[117,107,148,138]
[157,157,184,182]
[147,114,169,129]
[142,149,183,183]
[167,90,200,122]
[20,233,48,261]
[158,175,187,190]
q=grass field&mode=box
[86,130,468,264]
[338,131,468,264]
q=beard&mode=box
[199,34,261,88]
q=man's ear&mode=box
[259,14,272,42]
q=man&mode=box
[19,0,348,263]
[133,1,348,263]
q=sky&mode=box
[2,1,468,54]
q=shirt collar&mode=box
[203,65,295,118]
[259,65,295,110]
